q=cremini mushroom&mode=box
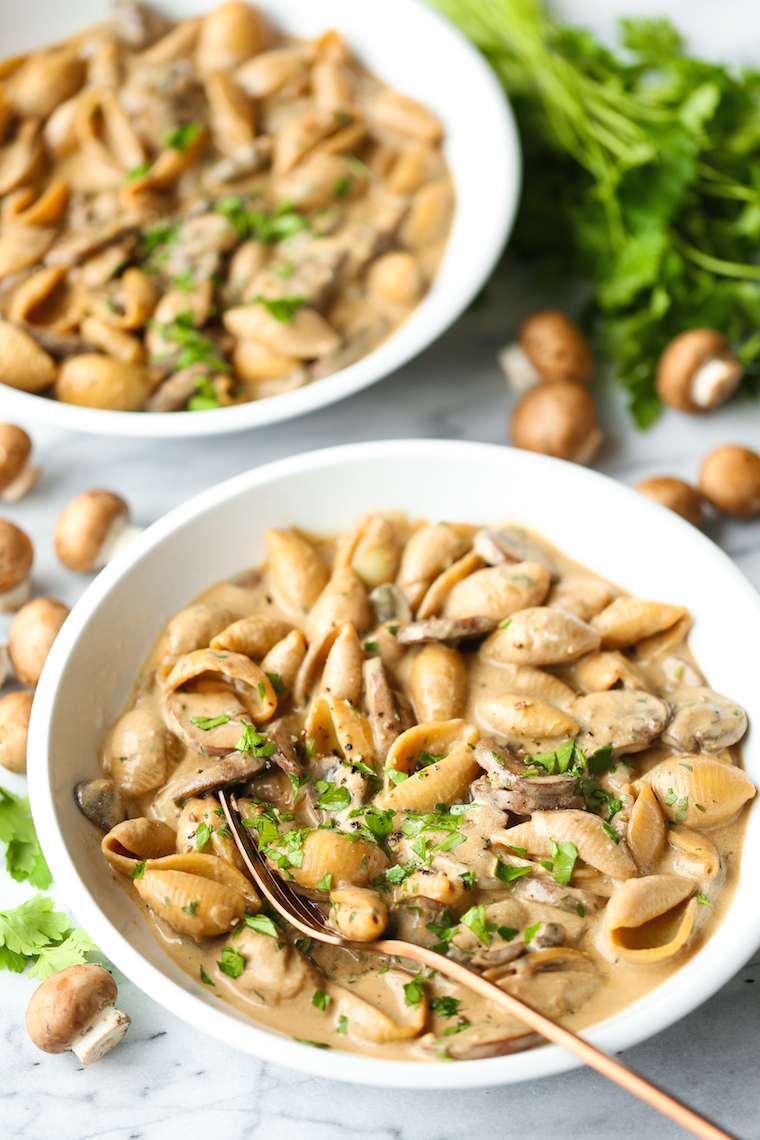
[699,445,760,518]
[8,597,70,688]
[54,490,142,573]
[26,964,130,1065]
[656,329,743,413]
[510,380,602,464]
[0,689,33,773]
[0,424,41,502]
[498,310,594,394]
[0,517,33,611]
[634,476,703,527]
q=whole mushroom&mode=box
[0,690,33,773]
[699,445,760,518]
[26,964,131,1064]
[54,490,142,574]
[0,424,41,503]
[0,517,33,612]
[9,597,70,688]
[498,310,594,394]
[510,380,602,464]
[634,476,704,526]
[656,329,743,413]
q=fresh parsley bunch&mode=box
[431,0,760,426]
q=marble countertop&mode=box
[2,255,760,1140]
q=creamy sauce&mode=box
[96,516,753,1061]
[0,4,453,411]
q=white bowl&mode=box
[0,0,518,437]
[28,439,760,1088]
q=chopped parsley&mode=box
[460,904,492,948]
[214,196,309,243]
[495,860,531,885]
[181,900,198,916]
[460,871,475,890]
[316,873,333,890]
[312,988,331,1010]
[188,377,221,412]
[524,922,541,944]
[266,671,285,695]
[430,996,461,1017]
[254,295,307,323]
[164,122,202,151]
[315,780,352,812]
[126,159,152,182]
[217,946,246,978]
[337,1015,349,1034]
[237,724,277,758]
[696,893,711,906]
[245,914,280,938]
[190,714,231,731]
[548,838,579,886]
[194,822,212,852]
[199,965,215,986]
[601,820,621,845]
[403,973,425,1006]
[129,860,146,880]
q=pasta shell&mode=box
[0,223,56,279]
[306,566,372,643]
[330,887,388,941]
[482,664,576,712]
[571,650,649,694]
[666,827,722,882]
[236,47,310,99]
[196,1,266,73]
[400,180,453,247]
[100,706,181,797]
[340,513,401,590]
[384,719,480,781]
[320,622,364,704]
[78,318,146,366]
[603,875,697,964]
[232,338,299,383]
[101,817,176,875]
[306,694,375,767]
[10,49,85,118]
[139,18,201,65]
[224,302,340,359]
[395,522,475,610]
[133,868,247,941]
[631,614,692,665]
[334,970,427,1043]
[402,869,470,910]
[661,686,747,753]
[311,59,354,111]
[417,551,485,619]
[0,321,57,391]
[12,178,69,226]
[55,354,154,411]
[210,615,293,658]
[289,828,389,889]
[477,694,579,743]
[176,796,244,871]
[644,754,756,829]
[626,783,665,875]
[93,268,157,330]
[0,119,44,196]
[377,723,481,812]
[265,528,329,614]
[367,89,443,141]
[592,597,688,651]
[443,562,550,624]
[497,810,636,880]
[44,93,82,160]
[163,648,277,724]
[387,143,442,195]
[139,852,259,906]
[481,607,600,666]
[159,602,238,663]
[272,107,347,178]
[124,123,209,195]
[409,642,467,722]
[260,629,307,698]
[204,71,256,156]
[572,690,669,758]
[546,577,617,622]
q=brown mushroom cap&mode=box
[518,310,594,385]
[655,329,742,413]
[634,477,704,527]
[510,380,602,464]
[54,490,129,573]
[9,597,70,688]
[0,424,32,493]
[26,964,118,1054]
[0,517,33,594]
[699,445,760,518]
[0,689,33,773]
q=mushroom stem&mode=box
[0,460,41,504]
[96,518,144,569]
[70,1004,131,1065]
[0,576,31,613]
[690,356,743,409]
[497,343,543,394]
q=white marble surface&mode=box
[1,253,760,1140]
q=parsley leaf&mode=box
[495,860,531,885]
[254,295,307,323]
[460,904,491,948]
[190,714,230,731]
[0,787,52,889]
[217,947,246,978]
[164,122,202,151]
[430,996,461,1017]
[403,973,424,1006]
[266,672,285,695]
[27,928,99,981]
[245,914,280,938]
[312,988,331,1010]
[549,838,578,886]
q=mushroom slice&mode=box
[572,689,670,759]
[643,753,756,829]
[603,875,697,965]
[519,877,604,916]
[471,775,581,814]
[493,810,636,880]
[163,648,277,724]
[442,562,551,623]
[481,607,601,666]
[661,686,747,753]
[171,750,268,804]
[592,596,688,651]
[360,656,399,761]
[74,778,126,832]
[369,583,412,625]
[471,737,530,786]
[473,526,559,576]
[166,683,251,756]
[388,895,452,949]
[418,1024,541,1061]
[396,615,496,645]
[209,614,294,658]
[489,947,600,1019]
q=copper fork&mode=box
[219,790,737,1140]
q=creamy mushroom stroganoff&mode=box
[83,516,756,1060]
[0,3,452,412]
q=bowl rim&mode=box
[28,439,760,1088]
[0,0,520,437]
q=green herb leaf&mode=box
[0,787,52,888]
[266,672,285,695]
[194,821,212,852]
[130,859,146,880]
[430,996,461,1017]
[164,122,202,151]
[190,714,231,730]
[524,922,541,944]
[182,900,198,916]
[337,1014,349,1034]
[200,965,215,986]
[495,861,531,885]
[549,838,578,886]
[312,988,331,1010]
[245,914,280,938]
[254,295,307,323]
[316,873,333,890]
[217,947,246,978]
[403,972,425,1006]
[460,904,491,948]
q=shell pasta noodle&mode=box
[82,514,756,1060]
[0,3,453,413]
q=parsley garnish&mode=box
[495,860,531,885]
[190,714,231,731]
[696,893,711,906]
[217,947,245,978]
[237,724,277,758]
[0,895,97,979]
[182,900,198,916]
[164,122,202,151]
[460,871,475,890]
[316,873,333,890]
[254,295,307,323]
[460,904,491,948]
[126,160,152,182]
[315,780,352,812]
[245,914,280,938]
[194,822,212,852]
[312,988,331,1010]
[430,996,461,1017]
[130,859,146,880]
[266,672,285,695]
[548,838,578,886]
[0,787,52,888]
[524,922,541,944]
[337,1015,348,1034]
[403,973,425,1006]
[200,965,215,986]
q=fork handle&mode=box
[370,939,736,1140]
